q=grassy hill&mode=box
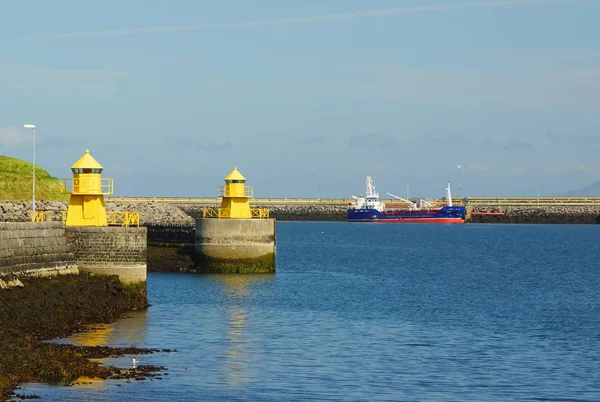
[0,155,68,201]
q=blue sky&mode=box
[1,0,599,197]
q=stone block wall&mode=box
[146,223,196,244]
[0,222,77,278]
[65,227,147,284]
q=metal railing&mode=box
[202,207,270,219]
[62,178,114,195]
[251,208,270,218]
[30,211,45,222]
[107,212,140,227]
[107,197,390,204]
[464,197,600,206]
[61,211,140,227]
[203,207,230,218]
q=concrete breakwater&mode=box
[180,203,600,224]
[469,205,600,224]
[178,204,347,221]
[3,200,600,225]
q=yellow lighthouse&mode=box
[218,167,253,219]
[196,167,275,273]
[64,150,113,226]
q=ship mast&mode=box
[446,182,453,206]
[366,176,378,198]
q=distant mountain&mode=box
[555,180,600,197]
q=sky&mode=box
[1,0,599,198]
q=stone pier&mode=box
[194,218,276,273]
[65,226,147,284]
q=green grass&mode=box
[0,155,68,201]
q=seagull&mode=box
[132,358,138,369]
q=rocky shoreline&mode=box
[0,274,167,400]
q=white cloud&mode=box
[367,66,600,109]
[179,167,201,174]
[545,163,598,175]
[111,163,133,174]
[0,64,127,99]
[468,161,491,171]
[0,127,31,149]
[14,0,558,40]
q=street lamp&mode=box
[537,182,540,205]
[456,164,462,197]
[24,124,36,221]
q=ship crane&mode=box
[419,199,434,208]
[386,192,417,210]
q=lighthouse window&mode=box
[71,168,102,174]
[228,180,244,183]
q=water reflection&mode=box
[69,311,149,347]
[211,274,274,387]
[69,323,115,347]
[65,311,149,389]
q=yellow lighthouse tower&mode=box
[65,150,113,226]
[219,167,252,219]
[196,167,275,273]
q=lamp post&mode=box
[24,124,36,221]
[456,164,462,197]
[537,182,540,205]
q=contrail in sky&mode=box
[15,0,573,40]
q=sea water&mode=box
[22,222,600,401]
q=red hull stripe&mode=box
[349,218,465,224]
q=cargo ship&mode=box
[347,177,466,223]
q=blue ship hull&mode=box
[347,206,466,223]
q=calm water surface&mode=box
[24,223,600,401]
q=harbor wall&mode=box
[146,223,195,244]
[0,222,77,283]
[469,205,600,224]
[65,227,148,284]
[145,223,196,273]
[178,204,347,221]
[2,200,600,224]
